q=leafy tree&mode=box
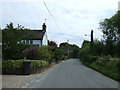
[99,11,120,56]
[59,42,70,57]
[2,22,29,60]
[59,42,79,58]
[71,44,79,58]
[92,39,105,56]
[81,40,90,48]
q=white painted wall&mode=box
[33,40,42,46]
[42,32,48,46]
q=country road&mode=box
[23,59,119,88]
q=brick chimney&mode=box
[42,23,47,32]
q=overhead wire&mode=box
[41,0,83,39]
[29,0,84,43]
[38,1,49,22]
[41,0,63,34]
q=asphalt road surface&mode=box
[24,59,119,88]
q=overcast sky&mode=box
[1,0,119,47]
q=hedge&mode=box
[82,57,120,82]
[2,60,49,75]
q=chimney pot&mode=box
[42,23,47,32]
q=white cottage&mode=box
[22,23,48,46]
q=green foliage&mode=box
[59,42,79,58]
[2,60,23,70]
[62,55,68,60]
[2,60,49,73]
[90,57,120,81]
[30,60,49,69]
[79,39,120,81]
[24,46,66,64]
[81,40,90,48]
[53,48,64,62]
[24,46,39,60]
[78,40,91,62]
[92,40,105,56]
[78,11,120,82]
[72,44,79,58]
[2,22,30,60]
[37,46,52,61]
[99,11,120,56]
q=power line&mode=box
[42,0,63,33]
[41,0,84,41]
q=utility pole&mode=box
[90,30,94,53]
[67,40,69,58]
[90,30,93,45]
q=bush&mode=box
[90,57,120,81]
[2,60,24,74]
[37,46,52,61]
[24,46,39,60]
[53,48,64,62]
[2,60,23,70]
[30,60,49,69]
[24,46,52,61]
[24,46,65,64]
[2,60,49,74]
[62,55,68,60]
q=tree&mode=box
[59,42,79,58]
[2,22,29,60]
[72,44,79,58]
[99,11,120,56]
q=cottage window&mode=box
[26,40,29,44]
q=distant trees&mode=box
[59,42,79,58]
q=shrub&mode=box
[90,57,120,81]
[53,48,64,62]
[2,60,23,70]
[37,46,52,61]
[78,44,91,62]
[62,55,68,60]
[2,60,49,74]
[24,46,39,60]
[2,60,24,74]
[24,46,53,61]
[30,60,49,69]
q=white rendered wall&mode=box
[42,33,48,46]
